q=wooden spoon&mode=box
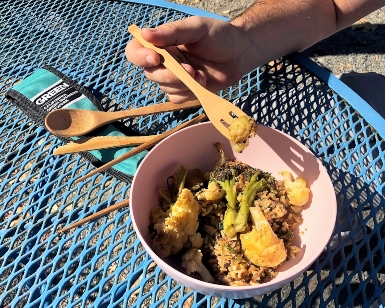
[45,99,201,137]
[128,24,248,140]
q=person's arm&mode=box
[231,0,384,73]
[333,0,384,30]
[125,0,384,103]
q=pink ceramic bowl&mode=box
[130,122,337,299]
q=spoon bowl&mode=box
[45,100,201,137]
[45,109,98,137]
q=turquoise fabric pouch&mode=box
[6,66,147,183]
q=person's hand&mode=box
[125,16,255,103]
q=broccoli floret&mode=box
[209,163,239,209]
[232,171,270,235]
[210,159,275,238]
[209,163,239,235]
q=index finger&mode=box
[125,38,161,67]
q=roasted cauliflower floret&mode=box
[195,181,225,202]
[279,171,310,206]
[240,206,287,267]
[184,232,204,250]
[228,115,258,153]
[181,248,214,283]
[151,188,200,258]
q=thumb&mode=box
[141,16,209,47]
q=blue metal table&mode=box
[1,0,385,307]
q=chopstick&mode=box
[57,199,130,234]
[74,113,207,183]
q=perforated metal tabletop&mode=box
[1,0,385,307]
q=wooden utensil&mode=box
[45,100,201,137]
[74,113,207,183]
[53,135,155,155]
[57,199,130,234]
[128,24,248,140]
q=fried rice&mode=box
[199,179,302,286]
[149,145,309,286]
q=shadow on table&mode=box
[305,167,385,307]
[303,24,385,57]
[228,60,385,307]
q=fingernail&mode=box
[145,55,156,66]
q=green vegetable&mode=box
[232,172,268,235]
[210,160,275,238]
[209,163,239,236]
[168,165,188,202]
[279,230,294,241]
[225,244,241,261]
